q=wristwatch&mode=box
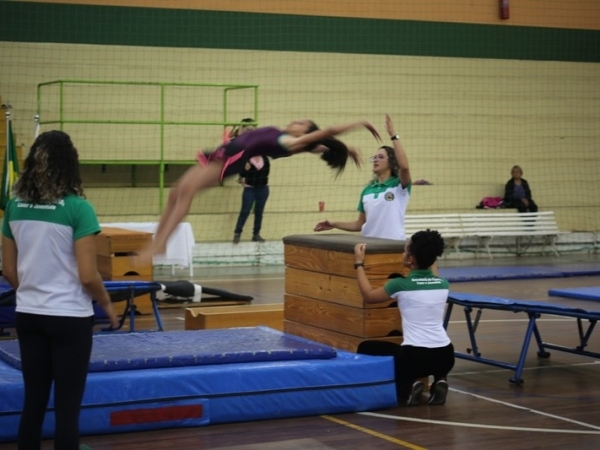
[354,262,364,269]
[390,135,400,141]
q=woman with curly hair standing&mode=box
[2,130,118,450]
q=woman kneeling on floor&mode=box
[353,229,455,406]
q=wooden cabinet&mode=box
[95,227,154,314]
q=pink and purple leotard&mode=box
[197,127,292,180]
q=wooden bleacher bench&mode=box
[405,214,465,258]
[405,211,564,258]
[461,211,563,258]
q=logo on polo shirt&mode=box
[385,192,395,201]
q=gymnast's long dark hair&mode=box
[304,121,359,177]
[13,130,85,203]
[409,229,445,269]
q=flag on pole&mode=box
[1,120,19,210]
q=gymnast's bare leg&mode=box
[133,160,224,267]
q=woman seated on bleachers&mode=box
[503,165,538,213]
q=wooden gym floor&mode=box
[1,253,599,449]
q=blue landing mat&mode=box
[0,327,337,372]
[0,332,396,442]
[548,286,600,302]
[439,263,600,282]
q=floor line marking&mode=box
[359,411,600,435]
[360,385,600,435]
[452,359,600,376]
[449,387,600,431]
[321,415,427,450]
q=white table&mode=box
[100,222,195,276]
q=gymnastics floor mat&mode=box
[0,327,396,442]
[439,263,600,282]
[0,327,337,372]
[548,286,600,302]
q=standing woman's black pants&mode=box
[16,312,93,450]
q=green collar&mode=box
[410,269,435,277]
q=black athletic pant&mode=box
[507,198,538,213]
[357,340,455,402]
[16,312,93,450]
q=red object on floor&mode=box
[110,404,204,426]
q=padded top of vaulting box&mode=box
[0,327,337,372]
[283,234,405,253]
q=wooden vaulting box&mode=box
[282,234,408,352]
[95,227,154,314]
[185,304,284,331]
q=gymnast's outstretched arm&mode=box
[284,120,380,152]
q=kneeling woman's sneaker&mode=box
[405,380,424,406]
[428,380,449,405]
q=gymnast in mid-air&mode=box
[134,118,381,264]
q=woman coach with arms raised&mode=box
[314,113,411,240]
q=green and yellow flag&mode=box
[1,120,19,210]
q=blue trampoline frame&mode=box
[444,292,600,384]
[100,281,165,332]
[0,280,164,334]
